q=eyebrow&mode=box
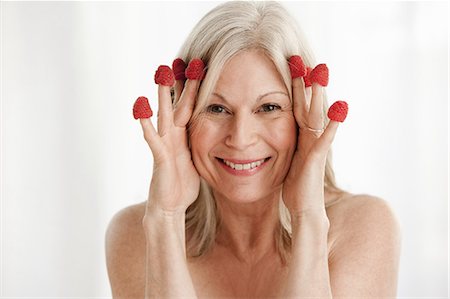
[211,91,289,104]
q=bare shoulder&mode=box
[105,201,147,298]
[326,193,402,296]
[327,193,401,237]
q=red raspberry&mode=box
[288,55,306,78]
[185,58,205,80]
[309,64,329,86]
[327,101,348,122]
[154,65,175,86]
[133,96,153,119]
[172,58,187,81]
[303,67,313,87]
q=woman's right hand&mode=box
[136,61,202,217]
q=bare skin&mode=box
[106,191,400,298]
[105,50,401,298]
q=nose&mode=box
[224,113,259,150]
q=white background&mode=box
[2,1,448,297]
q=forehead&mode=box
[213,50,288,99]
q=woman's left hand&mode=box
[282,64,341,219]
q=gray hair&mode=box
[174,1,344,264]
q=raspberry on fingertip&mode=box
[310,64,329,87]
[172,58,187,81]
[185,58,205,80]
[288,55,306,78]
[154,65,175,86]
[133,96,153,119]
[327,101,348,122]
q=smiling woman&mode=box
[105,1,401,298]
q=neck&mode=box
[214,190,281,264]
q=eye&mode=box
[206,104,228,114]
[259,103,281,113]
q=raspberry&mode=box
[172,58,187,81]
[133,96,153,119]
[309,64,329,86]
[185,58,205,80]
[288,55,306,78]
[154,65,175,86]
[327,101,348,122]
[303,67,313,87]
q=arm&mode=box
[143,208,197,298]
[112,59,203,298]
[281,196,402,298]
[105,203,199,298]
[282,58,339,297]
[282,210,332,298]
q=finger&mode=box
[132,97,164,159]
[288,55,308,126]
[139,117,165,160]
[308,83,324,130]
[303,66,313,110]
[314,100,349,156]
[308,64,329,129]
[315,120,339,157]
[305,84,312,110]
[173,80,185,104]
[157,85,174,136]
[292,77,308,126]
[154,65,175,136]
[172,58,187,103]
[174,79,201,127]
[174,58,205,127]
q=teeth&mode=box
[222,158,266,170]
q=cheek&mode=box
[189,119,223,161]
[264,115,297,151]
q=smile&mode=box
[216,157,271,176]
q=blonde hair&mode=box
[174,1,345,263]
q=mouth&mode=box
[216,157,271,172]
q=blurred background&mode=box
[2,1,448,297]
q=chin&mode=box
[212,185,277,205]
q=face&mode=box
[190,50,297,203]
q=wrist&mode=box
[290,209,330,232]
[142,204,187,231]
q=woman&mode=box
[106,1,401,298]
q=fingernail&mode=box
[185,58,205,80]
[327,101,348,122]
[172,58,187,81]
[309,64,329,87]
[288,55,306,78]
[154,65,175,86]
[133,96,153,119]
[303,67,313,87]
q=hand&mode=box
[136,63,201,216]
[282,64,342,219]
